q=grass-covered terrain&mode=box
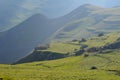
[0,50,120,80]
[42,42,80,54]
[82,31,120,48]
[50,6,120,42]
[0,32,120,80]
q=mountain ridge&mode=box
[0,13,52,63]
[51,4,120,41]
[14,31,120,64]
[0,4,120,63]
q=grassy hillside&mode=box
[44,42,80,54]
[0,31,120,80]
[14,42,80,64]
[1,4,120,63]
[50,17,95,41]
[51,6,120,42]
[82,31,120,48]
[0,50,120,80]
[15,31,120,63]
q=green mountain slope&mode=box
[50,6,120,41]
[14,42,80,64]
[0,47,120,80]
[0,14,54,63]
[15,31,120,63]
[0,31,120,80]
[1,4,120,64]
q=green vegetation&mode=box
[42,42,80,54]
[14,42,81,64]
[1,4,120,64]
[0,32,120,80]
[50,6,120,42]
[82,31,120,48]
[51,17,95,41]
[0,50,120,80]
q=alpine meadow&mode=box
[0,0,120,80]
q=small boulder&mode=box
[90,66,97,70]
[72,39,78,42]
[75,49,85,56]
[117,38,120,41]
[79,38,86,43]
[98,33,104,37]
[84,54,89,57]
[0,78,3,80]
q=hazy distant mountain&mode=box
[0,0,48,31]
[0,14,54,63]
[0,12,71,63]
[0,4,120,63]
[1,0,120,31]
[51,4,120,41]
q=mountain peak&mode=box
[30,14,48,20]
[79,4,103,10]
[82,4,94,7]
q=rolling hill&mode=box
[1,4,120,63]
[0,14,54,63]
[0,31,120,80]
[15,31,120,64]
[51,4,120,41]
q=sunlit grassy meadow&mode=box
[0,32,120,80]
[0,50,120,80]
